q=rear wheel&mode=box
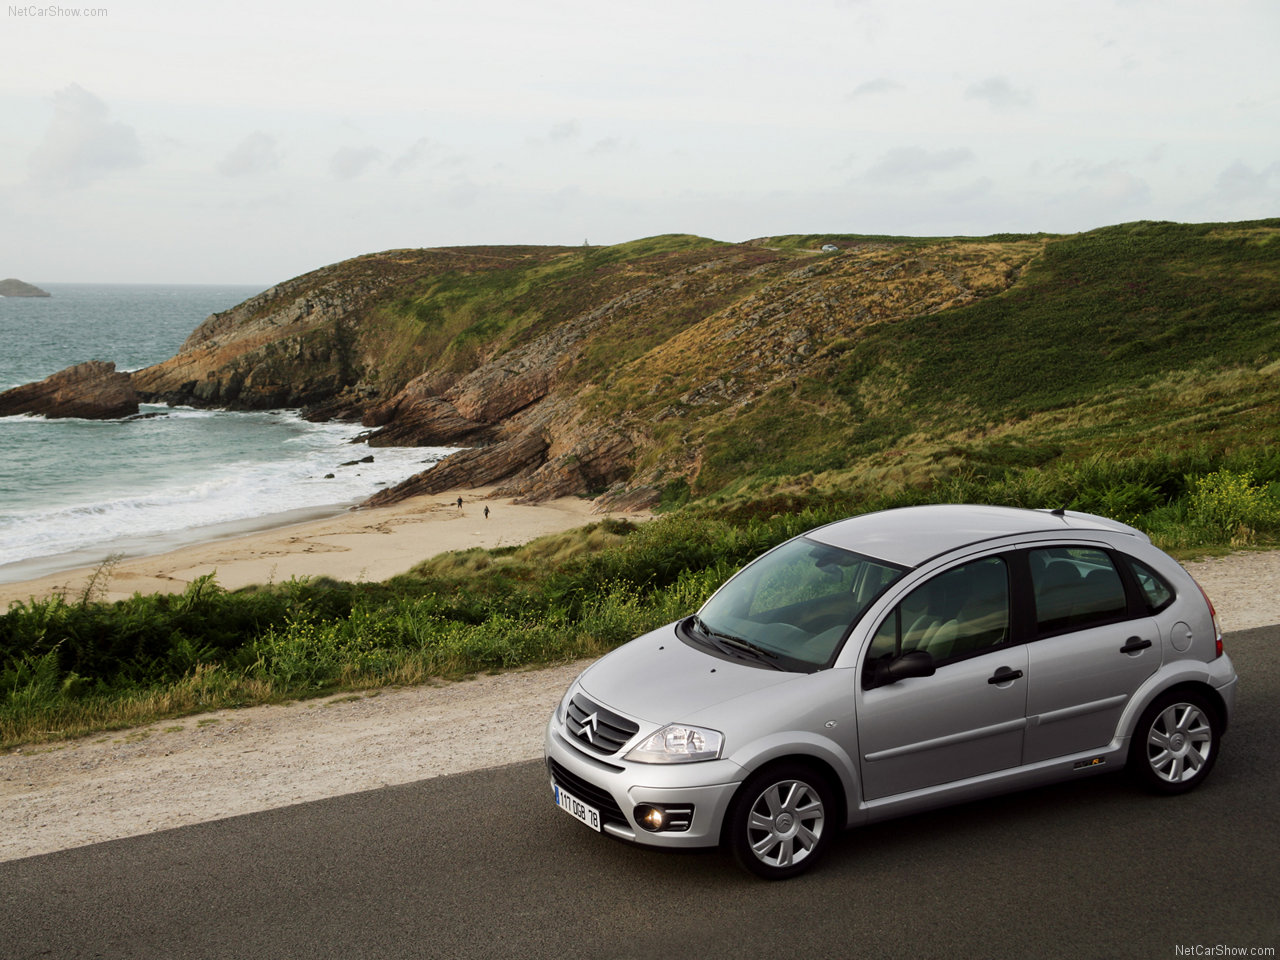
[1130,690,1220,795]
[726,763,836,880]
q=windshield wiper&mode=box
[691,615,740,647]
[691,617,783,669]
[717,635,783,669]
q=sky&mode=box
[1,0,1277,284]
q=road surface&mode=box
[2,626,1276,960]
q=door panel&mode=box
[858,646,1028,801]
[1023,618,1159,763]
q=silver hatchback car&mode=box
[544,505,1238,879]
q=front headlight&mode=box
[624,724,724,763]
[554,685,575,723]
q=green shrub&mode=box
[1188,469,1280,543]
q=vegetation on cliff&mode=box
[3,218,1279,746]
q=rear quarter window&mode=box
[1124,556,1176,614]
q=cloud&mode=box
[848,77,903,99]
[1068,160,1152,208]
[527,120,582,149]
[27,84,142,189]
[1212,159,1280,204]
[587,137,631,156]
[217,131,280,178]
[330,145,383,180]
[548,120,581,143]
[965,76,1033,110]
[389,138,435,175]
[864,146,976,183]
[1036,160,1153,223]
[388,138,470,177]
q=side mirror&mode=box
[870,649,936,688]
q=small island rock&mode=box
[0,279,52,297]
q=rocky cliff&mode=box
[120,234,1046,509]
[0,360,137,419]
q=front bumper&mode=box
[544,716,745,849]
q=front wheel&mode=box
[725,763,836,880]
[1129,690,1221,795]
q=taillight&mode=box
[1192,577,1224,658]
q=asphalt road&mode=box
[3,627,1277,960]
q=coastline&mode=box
[0,486,640,608]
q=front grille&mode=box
[565,693,640,757]
[548,758,627,827]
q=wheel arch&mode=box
[718,752,849,847]
[1119,662,1233,746]
[1125,678,1230,744]
[1155,680,1230,734]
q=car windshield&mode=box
[692,537,905,670]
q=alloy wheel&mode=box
[1146,701,1214,785]
[744,778,826,870]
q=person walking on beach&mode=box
[484,505,490,519]
[456,496,463,513]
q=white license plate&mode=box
[553,784,601,832]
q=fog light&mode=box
[636,804,665,832]
[633,803,694,832]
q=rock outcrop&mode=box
[361,386,497,447]
[365,431,550,506]
[0,361,138,419]
[0,279,51,297]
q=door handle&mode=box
[988,666,1023,684]
[1119,637,1152,654]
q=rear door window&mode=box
[1028,546,1128,635]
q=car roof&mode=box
[804,504,1147,569]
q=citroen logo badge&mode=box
[576,711,600,744]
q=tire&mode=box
[1129,689,1221,795]
[725,763,836,880]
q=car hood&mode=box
[577,620,805,726]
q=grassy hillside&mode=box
[685,221,1280,498]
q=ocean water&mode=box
[0,284,448,583]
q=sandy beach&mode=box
[0,486,636,609]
